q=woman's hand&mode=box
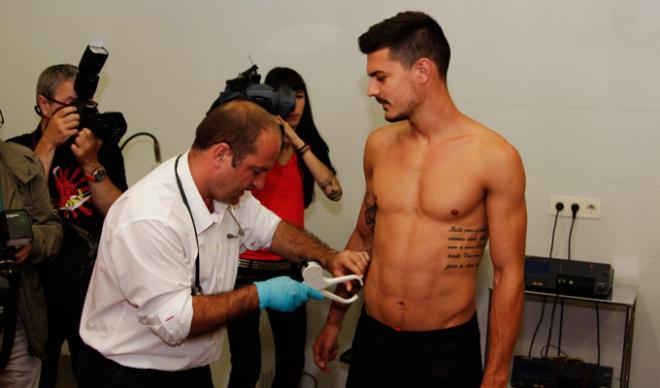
[274,115,304,149]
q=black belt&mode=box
[238,258,293,271]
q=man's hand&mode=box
[327,250,369,292]
[313,321,342,373]
[14,243,33,264]
[71,128,103,172]
[41,106,79,148]
[254,276,324,311]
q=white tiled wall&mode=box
[1,0,659,386]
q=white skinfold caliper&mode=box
[302,261,363,304]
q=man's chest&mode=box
[371,147,486,222]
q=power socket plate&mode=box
[549,195,601,219]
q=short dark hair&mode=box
[192,100,279,167]
[358,11,451,79]
[36,64,78,97]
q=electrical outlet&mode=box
[549,195,601,219]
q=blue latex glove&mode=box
[254,276,324,312]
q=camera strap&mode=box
[174,155,203,296]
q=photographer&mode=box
[0,107,63,387]
[8,64,128,387]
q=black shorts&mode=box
[346,310,483,388]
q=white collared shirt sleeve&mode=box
[236,192,281,253]
[109,218,195,345]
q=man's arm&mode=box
[108,216,321,343]
[189,286,259,337]
[482,144,527,388]
[21,150,62,263]
[269,221,368,282]
[312,192,374,372]
[313,132,377,372]
[33,106,79,174]
[72,128,124,215]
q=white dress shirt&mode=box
[79,151,281,371]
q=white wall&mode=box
[2,0,659,386]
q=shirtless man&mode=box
[313,11,527,388]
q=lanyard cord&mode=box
[174,154,203,296]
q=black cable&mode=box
[538,344,569,359]
[301,371,319,388]
[558,299,564,357]
[119,131,162,164]
[528,202,563,358]
[595,302,601,366]
[549,202,564,259]
[543,295,560,359]
[528,296,547,357]
[558,204,580,357]
[538,295,559,388]
[567,203,579,261]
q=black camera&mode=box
[0,209,33,279]
[209,64,296,117]
[73,45,127,144]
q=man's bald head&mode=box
[193,100,281,167]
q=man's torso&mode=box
[9,129,127,243]
[364,119,502,331]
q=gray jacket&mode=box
[0,140,62,359]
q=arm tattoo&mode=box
[319,177,333,190]
[327,189,342,201]
[364,195,377,234]
[320,176,343,201]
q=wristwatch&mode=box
[85,166,107,182]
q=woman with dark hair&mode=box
[226,67,342,388]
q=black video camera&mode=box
[0,209,33,279]
[209,64,295,117]
[73,45,127,144]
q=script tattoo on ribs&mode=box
[444,225,488,271]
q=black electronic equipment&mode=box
[209,64,296,117]
[0,209,33,278]
[0,209,31,370]
[525,256,614,299]
[73,44,127,144]
[511,355,613,388]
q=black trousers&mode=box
[39,247,92,388]
[226,265,306,388]
[77,343,214,388]
[346,311,484,388]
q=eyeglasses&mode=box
[0,109,4,129]
[42,94,87,109]
[42,94,71,107]
[225,205,245,239]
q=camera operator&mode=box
[0,107,63,387]
[8,64,128,387]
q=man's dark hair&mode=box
[358,11,451,79]
[193,100,279,167]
